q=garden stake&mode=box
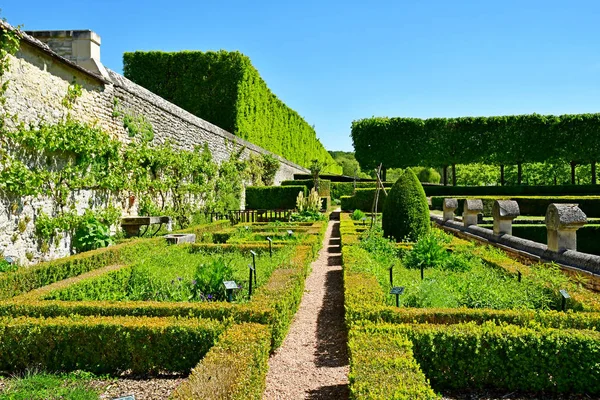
[389,265,393,286]
[250,250,258,286]
[248,264,254,299]
[266,237,272,257]
[517,270,522,282]
[390,286,404,307]
[560,289,570,311]
[421,263,424,280]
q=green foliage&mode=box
[0,315,225,374]
[328,150,371,178]
[172,323,271,400]
[0,371,101,400]
[348,326,438,400]
[350,209,365,221]
[351,114,600,183]
[73,213,114,253]
[245,185,307,209]
[358,227,398,261]
[412,167,441,184]
[331,181,393,200]
[340,189,388,212]
[123,50,341,173]
[402,231,450,270]
[245,153,280,186]
[191,259,233,301]
[61,81,82,110]
[281,179,331,197]
[382,169,430,242]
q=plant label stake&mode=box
[389,264,394,286]
[248,264,254,299]
[287,230,293,237]
[266,237,273,258]
[250,250,258,286]
[223,280,239,303]
[560,289,570,311]
[390,286,405,307]
[517,270,522,282]
[421,263,424,281]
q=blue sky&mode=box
[3,1,600,152]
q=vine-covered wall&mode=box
[0,25,307,265]
[123,50,342,174]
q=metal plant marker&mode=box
[248,264,254,299]
[517,270,522,282]
[390,286,405,307]
[560,289,570,311]
[266,237,273,257]
[223,280,239,303]
[287,229,293,237]
[250,250,258,285]
[113,396,135,400]
[389,265,394,286]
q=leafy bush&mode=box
[73,214,113,253]
[413,167,441,184]
[0,371,101,400]
[359,227,398,261]
[191,259,234,301]
[350,209,366,221]
[382,169,430,242]
[340,188,389,212]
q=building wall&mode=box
[0,36,307,265]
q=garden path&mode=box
[263,211,349,399]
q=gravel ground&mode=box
[263,212,349,399]
[94,375,185,400]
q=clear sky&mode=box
[3,1,600,152]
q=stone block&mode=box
[545,203,587,252]
[492,200,520,235]
[164,233,196,244]
[463,199,483,227]
[442,198,458,222]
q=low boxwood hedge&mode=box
[281,179,331,197]
[0,315,225,375]
[341,189,388,212]
[245,186,307,209]
[171,323,271,400]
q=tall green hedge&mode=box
[245,186,307,210]
[123,50,341,173]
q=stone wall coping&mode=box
[443,198,458,211]
[463,199,483,213]
[492,200,520,220]
[431,213,600,276]
[545,203,587,231]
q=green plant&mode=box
[382,169,430,242]
[61,81,82,109]
[1,370,102,400]
[246,186,307,210]
[351,209,366,221]
[191,259,233,301]
[402,231,450,270]
[72,214,113,253]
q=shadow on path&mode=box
[316,214,349,371]
[307,384,350,399]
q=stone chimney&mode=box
[25,30,109,79]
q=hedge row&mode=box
[340,189,388,212]
[351,114,600,173]
[172,323,271,400]
[123,50,341,173]
[0,220,230,301]
[245,185,307,210]
[430,196,600,217]
[361,321,600,393]
[0,315,225,374]
[348,326,437,399]
[424,184,600,197]
[280,179,331,197]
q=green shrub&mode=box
[73,214,113,253]
[281,179,331,197]
[0,316,225,375]
[382,170,430,242]
[340,188,388,212]
[171,323,271,400]
[350,209,366,221]
[245,186,307,209]
[402,231,449,270]
[413,167,441,184]
[348,326,437,399]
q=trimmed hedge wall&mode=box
[341,189,387,212]
[123,50,341,173]
[377,322,600,393]
[0,316,225,374]
[281,179,331,197]
[245,185,307,210]
[348,326,437,399]
[424,184,600,197]
[430,196,600,217]
[172,323,271,400]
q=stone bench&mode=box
[121,216,172,237]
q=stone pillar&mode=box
[492,200,520,235]
[443,198,458,222]
[463,199,483,227]
[545,203,587,252]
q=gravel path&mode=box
[263,212,349,399]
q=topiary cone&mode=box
[382,169,430,242]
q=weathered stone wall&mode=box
[0,32,308,265]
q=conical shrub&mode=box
[382,169,430,242]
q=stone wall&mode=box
[0,30,308,265]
